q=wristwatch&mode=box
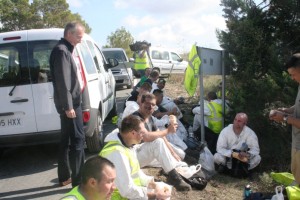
[283,115,289,123]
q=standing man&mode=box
[269,53,300,186]
[134,45,150,77]
[50,22,85,187]
[61,156,116,200]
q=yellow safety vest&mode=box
[99,141,142,200]
[134,52,149,70]
[270,172,300,200]
[207,101,223,134]
[184,44,201,97]
[60,186,85,200]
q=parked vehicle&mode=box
[0,28,117,153]
[148,47,188,76]
[102,48,134,89]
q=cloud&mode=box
[123,15,158,27]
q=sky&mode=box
[67,0,227,53]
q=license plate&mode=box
[0,118,22,127]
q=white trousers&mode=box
[214,152,261,170]
[136,138,184,173]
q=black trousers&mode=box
[58,106,85,187]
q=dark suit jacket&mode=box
[50,38,81,114]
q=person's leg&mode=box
[57,114,71,183]
[291,148,300,185]
[69,106,85,187]
[248,154,261,170]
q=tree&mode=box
[218,0,300,170]
[105,27,134,57]
[0,0,91,33]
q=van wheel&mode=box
[86,111,103,153]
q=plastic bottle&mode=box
[243,184,252,199]
[188,126,194,138]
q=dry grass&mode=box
[146,74,278,199]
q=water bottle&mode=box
[243,184,252,199]
[188,126,194,138]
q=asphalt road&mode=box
[0,87,131,200]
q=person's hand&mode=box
[239,151,250,159]
[65,109,76,118]
[269,110,284,122]
[155,183,172,200]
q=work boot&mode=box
[167,169,191,191]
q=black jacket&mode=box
[50,38,81,114]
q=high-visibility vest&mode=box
[134,52,149,70]
[270,172,300,200]
[184,45,201,97]
[60,186,85,200]
[207,101,223,134]
[99,141,142,200]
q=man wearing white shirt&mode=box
[214,113,261,176]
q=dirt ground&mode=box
[142,74,277,200]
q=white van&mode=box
[149,47,188,76]
[0,28,117,153]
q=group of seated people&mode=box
[61,68,262,200]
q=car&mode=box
[0,28,117,153]
[148,47,188,76]
[102,48,134,89]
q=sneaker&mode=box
[167,169,192,191]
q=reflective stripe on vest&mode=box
[134,54,149,70]
[61,186,85,200]
[184,45,201,96]
[99,141,142,200]
[207,102,223,134]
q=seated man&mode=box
[61,156,116,200]
[101,115,191,198]
[125,82,152,108]
[214,113,261,177]
[133,70,160,92]
[192,91,224,154]
[151,78,166,93]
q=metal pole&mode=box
[221,50,225,129]
[197,46,205,143]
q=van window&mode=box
[86,40,101,73]
[0,42,29,87]
[78,41,97,74]
[93,45,107,74]
[171,52,181,62]
[102,50,126,62]
[28,40,57,83]
[151,50,169,60]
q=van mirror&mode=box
[177,58,183,62]
[129,58,135,62]
[106,58,119,68]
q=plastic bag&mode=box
[271,186,284,200]
[198,147,216,179]
[176,164,201,179]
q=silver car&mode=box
[102,48,134,89]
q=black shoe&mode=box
[167,169,192,191]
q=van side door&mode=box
[151,49,172,75]
[0,40,37,135]
[29,40,60,132]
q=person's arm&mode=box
[162,137,181,161]
[142,123,177,142]
[216,129,232,157]
[246,130,260,156]
[105,151,150,199]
